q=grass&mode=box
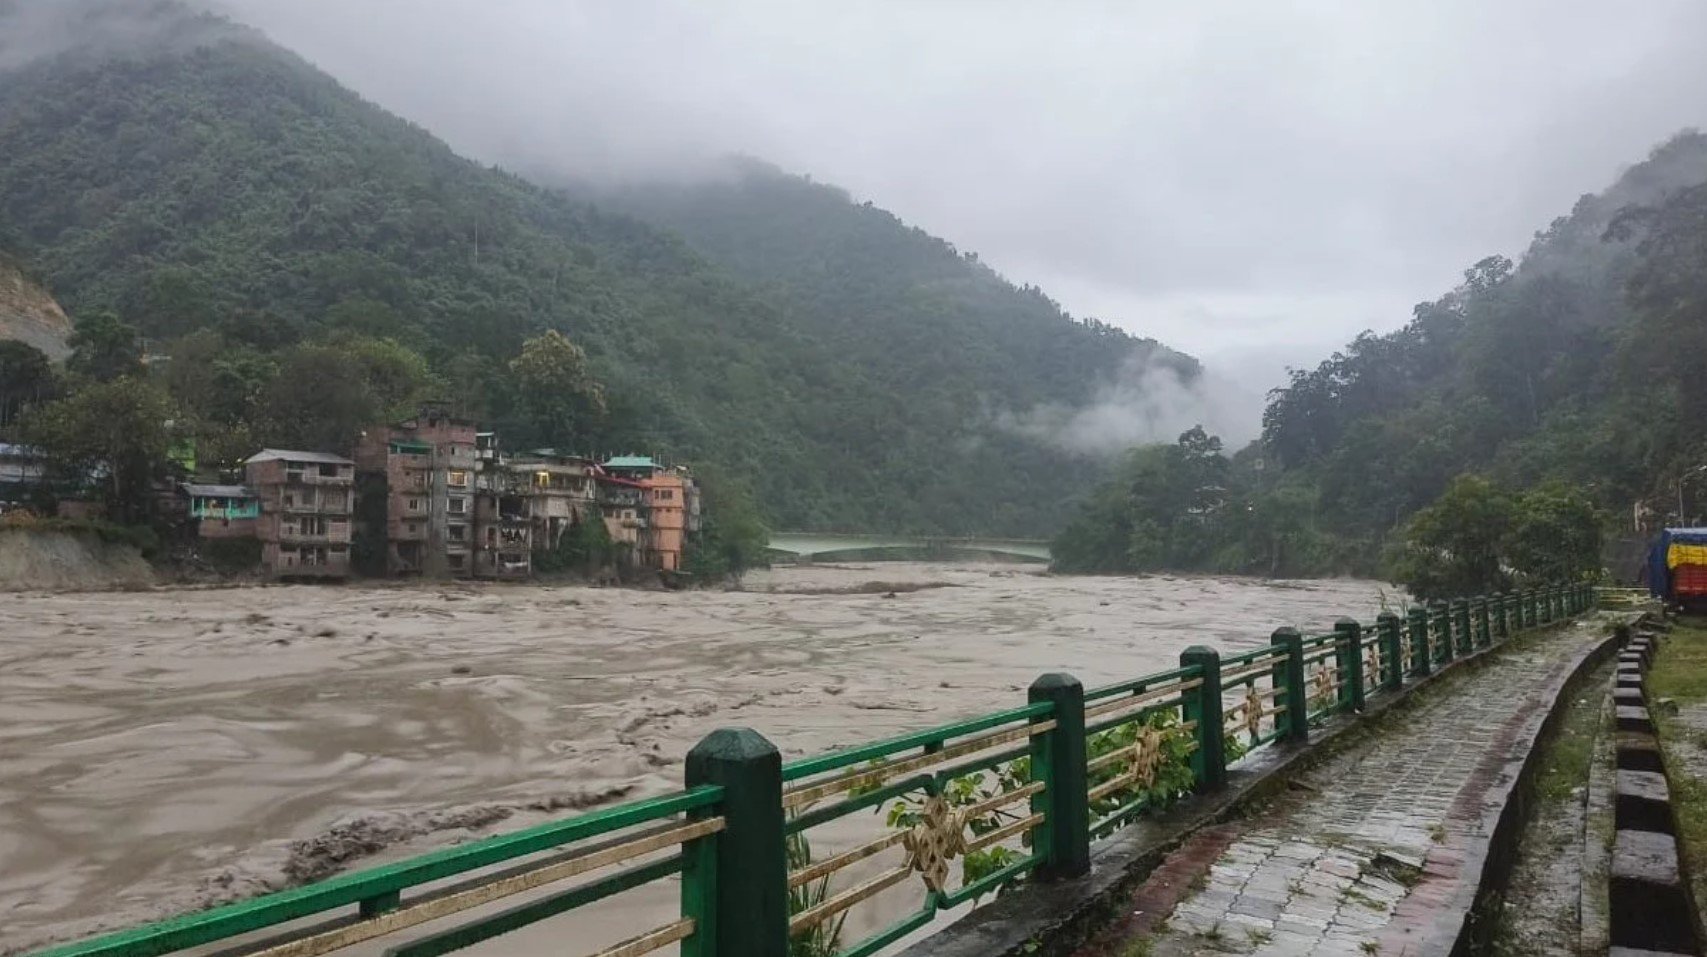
[1119,938,1155,957]
[1244,927,1273,945]
[1531,672,1605,805]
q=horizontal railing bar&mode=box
[587,919,695,957]
[382,855,683,957]
[1091,792,1161,836]
[1084,701,1188,738]
[1084,664,1204,701]
[785,774,931,834]
[964,813,1043,854]
[941,852,1041,907]
[782,722,1055,810]
[226,817,721,957]
[1084,679,1202,720]
[781,702,1053,782]
[788,831,909,890]
[32,788,721,957]
[1220,662,1278,685]
[837,902,937,957]
[929,743,1034,785]
[962,780,1045,821]
[788,865,914,934]
[1218,646,1285,667]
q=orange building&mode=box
[601,456,696,572]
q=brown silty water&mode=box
[0,563,1390,954]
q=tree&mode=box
[1506,483,1603,585]
[66,311,142,381]
[22,377,176,524]
[683,472,770,583]
[1390,476,1513,601]
[0,339,56,436]
[256,345,379,453]
[324,332,433,422]
[507,331,607,449]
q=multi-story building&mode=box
[507,449,598,551]
[354,407,478,578]
[244,449,354,579]
[599,456,699,572]
[595,473,647,562]
[471,434,532,580]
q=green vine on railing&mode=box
[877,754,1034,901]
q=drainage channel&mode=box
[1611,620,1704,956]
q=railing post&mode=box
[1431,601,1451,663]
[1028,673,1090,880]
[685,728,787,957]
[1493,592,1510,641]
[1334,619,1365,713]
[1523,589,1536,630]
[1270,628,1308,743]
[1180,646,1226,790]
[1451,598,1471,656]
[1377,612,1403,691]
[1407,607,1432,677]
[1475,596,1491,648]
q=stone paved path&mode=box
[1081,618,1609,957]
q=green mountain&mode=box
[1057,130,1707,577]
[0,0,1192,537]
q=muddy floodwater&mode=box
[0,563,1389,954]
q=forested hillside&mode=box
[0,0,1187,536]
[1056,131,1707,583]
[596,158,1194,422]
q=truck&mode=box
[1647,527,1707,608]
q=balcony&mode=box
[276,528,348,545]
[283,498,352,515]
[283,471,354,487]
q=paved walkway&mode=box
[1078,618,1610,957]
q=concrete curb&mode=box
[1610,621,1705,956]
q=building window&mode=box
[448,470,469,488]
[656,489,673,501]
[408,498,421,511]
[448,524,466,542]
[283,493,294,507]
[318,463,339,477]
[447,553,465,570]
[448,497,467,515]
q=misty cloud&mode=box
[190,0,1707,418]
[998,353,1263,457]
[0,0,249,71]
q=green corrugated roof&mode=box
[604,455,658,469]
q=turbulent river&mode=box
[0,563,1389,954]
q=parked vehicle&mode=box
[1647,527,1707,608]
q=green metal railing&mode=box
[28,583,1597,957]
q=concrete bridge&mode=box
[765,530,1052,563]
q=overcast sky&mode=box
[215,0,1707,390]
